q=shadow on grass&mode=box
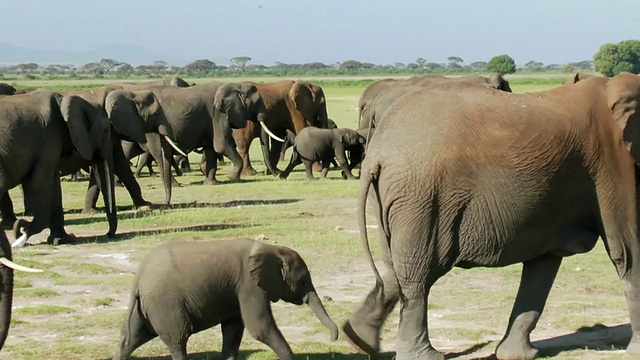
[460,323,631,360]
[185,178,266,186]
[126,350,396,360]
[63,198,301,217]
[61,223,250,245]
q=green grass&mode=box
[0,74,625,360]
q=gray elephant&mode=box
[114,239,338,360]
[0,231,43,352]
[0,89,115,244]
[233,80,330,176]
[343,73,640,360]
[358,74,512,141]
[94,82,279,206]
[278,127,365,180]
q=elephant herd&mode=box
[1,71,640,360]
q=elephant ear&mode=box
[132,90,160,120]
[290,81,315,114]
[249,242,290,302]
[608,72,640,162]
[106,90,154,144]
[60,95,95,160]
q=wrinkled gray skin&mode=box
[0,89,114,244]
[114,239,338,360]
[279,127,365,180]
[91,82,268,205]
[344,73,640,360]
[357,74,512,143]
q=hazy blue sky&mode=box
[1,0,638,66]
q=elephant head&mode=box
[608,72,640,162]
[290,81,329,129]
[485,73,512,92]
[168,77,192,87]
[0,231,43,352]
[248,242,339,341]
[339,128,367,147]
[60,94,117,236]
[0,83,17,96]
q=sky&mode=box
[1,0,639,66]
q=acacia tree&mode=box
[230,56,252,71]
[447,56,463,69]
[593,40,640,76]
[487,54,516,75]
[184,59,217,74]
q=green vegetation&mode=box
[594,39,640,76]
[487,54,517,75]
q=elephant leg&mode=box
[239,292,293,360]
[495,254,562,360]
[158,336,188,360]
[112,140,151,208]
[113,309,157,360]
[222,144,243,183]
[0,193,17,230]
[344,258,400,356]
[202,148,220,185]
[267,141,283,176]
[146,133,172,204]
[278,149,302,180]
[134,153,149,178]
[221,318,245,360]
[236,134,257,176]
[302,160,315,180]
[148,304,191,360]
[320,159,330,179]
[335,149,356,179]
[46,172,74,245]
[83,172,100,213]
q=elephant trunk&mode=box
[306,290,339,341]
[159,139,173,204]
[0,238,13,352]
[93,158,117,237]
[317,106,329,129]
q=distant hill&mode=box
[0,42,227,66]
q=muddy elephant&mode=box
[358,74,512,142]
[343,73,640,360]
[0,89,116,245]
[279,127,365,180]
[0,231,43,352]
[114,239,338,360]
[233,80,329,176]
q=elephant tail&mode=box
[115,283,147,359]
[358,161,384,289]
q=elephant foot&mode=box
[342,321,380,356]
[134,199,152,208]
[278,173,288,180]
[171,179,182,187]
[495,337,538,360]
[47,233,76,245]
[242,167,258,176]
[81,207,99,214]
[203,178,221,185]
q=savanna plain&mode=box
[0,75,634,360]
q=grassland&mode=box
[0,74,635,360]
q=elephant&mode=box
[113,239,338,360]
[232,80,329,176]
[343,72,640,360]
[0,89,116,245]
[0,231,44,352]
[88,81,279,206]
[0,83,17,96]
[279,127,366,180]
[358,74,512,140]
[117,76,195,89]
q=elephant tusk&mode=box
[11,227,27,248]
[163,136,188,157]
[0,257,43,273]
[259,121,285,142]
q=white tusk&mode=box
[259,121,285,142]
[11,227,27,248]
[0,257,43,273]
[163,136,188,157]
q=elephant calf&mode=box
[279,127,366,180]
[114,239,338,360]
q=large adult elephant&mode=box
[0,89,115,245]
[232,80,329,176]
[358,74,512,136]
[87,82,277,206]
[343,73,640,360]
[118,76,195,89]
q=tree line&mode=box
[2,40,639,79]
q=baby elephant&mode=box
[279,127,366,180]
[114,239,338,360]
